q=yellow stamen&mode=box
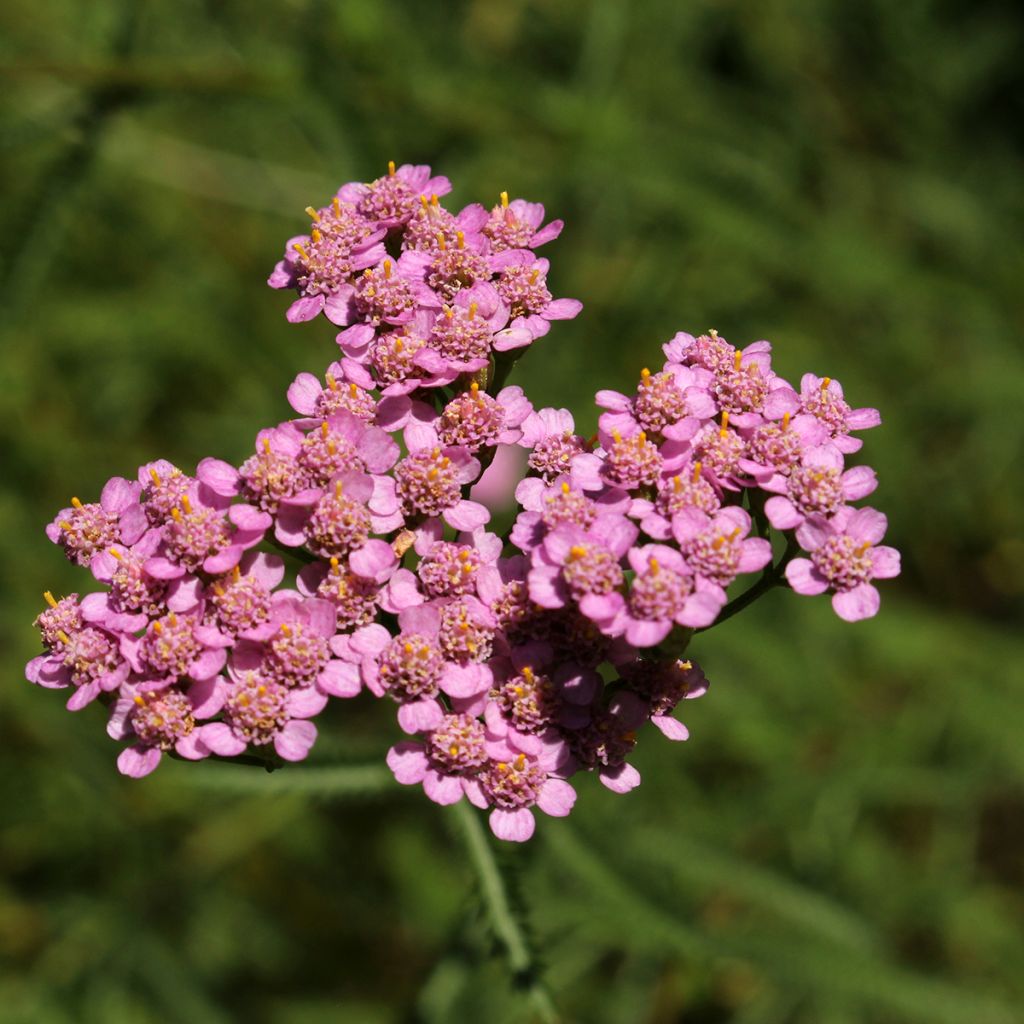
[456,230,465,249]
[57,629,70,644]
[71,496,84,510]
[292,242,309,261]
[431,193,439,208]
[431,447,441,458]
[149,468,161,487]
[383,259,392,279]
[232,565,241,582]
[612,429,622,443]
[262,437,272,454]
[821,377,831,390]
[43,591,58,608]
[677,659,693,671]
[569,544,588,560]
[719,411,730,438]
[420,194,429,210]
[522,666,534,682]
[335,480,343,499]
[649,557,660,574]
[640,367,651,384]
[428,468,438,480]
[468,301,478,318]
[311,228,323,245]
[387,160,396,176]
[108,547,122,561]
[437,232,446,251]
[529,269,539,284]
[470,380,480,396]
[855,541,871,555]
[638,431,647,444]
[782,412,791,430]
[305,205,320,221]
[332,197,341,217]
[404,642,413,655]
[330,556,339,569]
[394,337,404,352]
[59,520,73,532]
[500,190,509,208]
[180,494,192,514]
[152,621,163,634]
[734,350,742,371]
[212,582,225,596]
[321,421,329,439]
[515,754,526,770]
[561,481,570,494]
[673,474,683,492]
[257,685,266,696]
[449,745,459,758]
[168,612,177,626]
[280,623,292,637]
[171,508,182,523]
[349,383,358,397]
[692,460,703,483]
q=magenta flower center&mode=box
[370,329,426,386]
[63,626,120,684]
[225,672,288,744]
[541,486,596,531]
[604,431,663,489]
[628,560,693,621]
[131,689,195,750]
[686,332,735,373]
[419,543,483,598]
[56,502,119,566]
[298,425,364,487]
[528,431,587,481]
[143,466,191,524]
[811,535,874,590]
[355,262,415,324]
[438,599,494,663]
[747,421,802,471]
[268,623,329,686]
[437,385,505,450]
[427,245,490,300]
[496,264,552,319]
[164,502,231,572]
[788,465,843,516]
[35,594,83,651]
[315,379,377,422]
[480,755,546,810]
[684,528,743,586]
[634,369,688,433]
[656,469,720,518]
[484,204,535,251]
[692,421,744,478]
[493,666,559,734]
[562,543,624,598]
[427,713,488,773]
[304,484,372,559]
[357,174,417,225]
[142,613,200,677]
[210,572,271,635]
[430,304,493,363]
[713,363,768,414]
[568,709,637,770]
[110,553,167,616]
[240,447,306,514]
[803,384,852,435]
[378,633,443,702]
[317,557,379,629]
[395,448,462,518]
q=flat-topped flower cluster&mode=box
[26,163,899,842]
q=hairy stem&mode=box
[450,801,560,1023]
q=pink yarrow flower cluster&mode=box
[27,164,899,843]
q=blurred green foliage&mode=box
[1,1,1022,1021]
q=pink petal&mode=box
[117,745,162,778]
[832,584,880,622]
[537,778,576,817]
[386,742,429,784]
[275,719,317,761]
[489,807,536,842]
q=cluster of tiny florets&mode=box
[27,163,899,843]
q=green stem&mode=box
[450,801,560,1023]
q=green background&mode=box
[2,2,1022,1021]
